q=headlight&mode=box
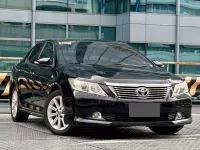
[68,78,107,96]
[172,82,189,97]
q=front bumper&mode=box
[65,91,192,126]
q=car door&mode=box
[16,42,45,108]
[28,41,56,113]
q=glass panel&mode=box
[180,0,200,16]
[29,42,45,63]
[101,0,116,14]
[129,43,145,54]
[36,0,68,12]
[0,22,31,38]
[180,45,200,74]
[0,40,31,71]
[36,24,66,39]
[146,0,176,14]
[146,44,175,73]
[0,0,31,10]
[117,0,130,14]
[68,0,100,13]
[68,25,99,40]
[101,27,116,41]
[130,0,146,12]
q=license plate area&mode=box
[129,103,160,117]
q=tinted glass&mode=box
[0,0,31,10]
[68,0,100,13]
[36,0,68,12]
[180,45,200,74]
[59,41,152,66]
[0,22,31,38]
[180,0,200,16]
[68,25,99,40]
[101,27,116,41]
[146,0,176,14]
[36,24,66,39]
[129,43,145,55]
[130,0,146,12]
[101,0,116,14]
[39,42,54,61]
[29,43,44,63]
[117,0,130,14]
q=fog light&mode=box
[92,112,103,120]
[175,112,183,120]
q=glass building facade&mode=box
[0,0,200,75]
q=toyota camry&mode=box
[9,40,192,135]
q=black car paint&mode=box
[10,40,192,126]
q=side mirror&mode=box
[34,58,51,66]
[153,61,165,68]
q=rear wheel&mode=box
[149,126,184,135]
[44,90,73,136]
[11,88,29,122]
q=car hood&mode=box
[60,63,182,85]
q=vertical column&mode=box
[99,26,101,40]
[66,24,68,39]
[175,0,180,74]
[31,0,36,47]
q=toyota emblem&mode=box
[136,87,149,99]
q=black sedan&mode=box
[9,40,192,135]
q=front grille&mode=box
[109,86,168,100]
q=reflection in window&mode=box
[101,0,116,14]
[130,0,146,12]
[129,43,145,55]
[180,0,200,16]
[118,0,130,14]
[0,40,31,71]
[68,25,99,40]
[101,27,116,41]
[0,0,31,10]
[180,45,200,74]
[36,24,66,39]
[146,0,176,14]
[36,0,68,11]
[68,0,100,13]
[146,44,175,73]
[0,22,31,38]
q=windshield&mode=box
[58,41,153,67]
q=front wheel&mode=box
[149,126,184,135]
[44,90,73,136]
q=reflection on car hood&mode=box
[60,64,182,84]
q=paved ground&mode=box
[0,105,200,150]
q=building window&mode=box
[68,0,100,13]
[101,0,116,14]
[36,24,66,39]
[129,43,145,55]
[117,0,130,14]
[180,45,200,74]
[36,0,68,11]
[180,0,200,16]
[0,22,31,38]
[130,0,146,12]
[146,44,175,73]
[0,0,31,10]
[0,40,31,71]
[68,25,99,40]
[101,27,116,41]
[146,0,176,14]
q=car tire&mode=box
[149,125,184,135]
[11,88,29,122]
[44,90,73,136]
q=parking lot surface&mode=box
[0,110,199,150]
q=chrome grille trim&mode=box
[109,85,169,100]
[105,82,171,87]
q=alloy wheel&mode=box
[11,90,18,117]
[47,96,68,131]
